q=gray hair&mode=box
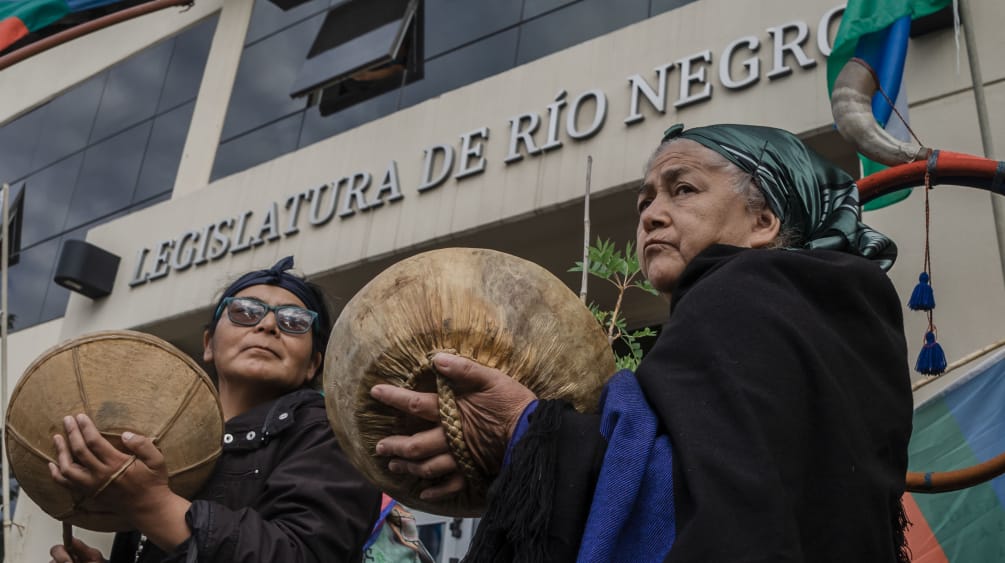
[645,139,800,249]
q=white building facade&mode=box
[2,0,1003,559]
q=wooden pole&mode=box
[1,183,10,561]
[62,522,75,562]
[958,0,1005,290]
[580,156,592,303]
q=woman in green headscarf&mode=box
[371,124,913,563]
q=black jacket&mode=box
[112,389,381,563]
[471,245,913,562]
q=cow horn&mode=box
[831,58,928,166]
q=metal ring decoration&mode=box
[861,156,1005,493]
[856,152,1005,493]
[834,56,1005,493]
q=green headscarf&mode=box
[662,123,897,271]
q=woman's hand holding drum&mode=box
[49,537,107,563]
[370,352,537,501]
[48,414,192,551]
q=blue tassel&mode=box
[915,331,947,375]
[907,272,935,311]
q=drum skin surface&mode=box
[325,248,616,516]
[5,330,223,532]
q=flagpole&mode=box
[1,182,10,562]
[958,0,1005,288]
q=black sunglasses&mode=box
[215,297,318,335]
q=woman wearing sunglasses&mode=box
[49,257,381,563]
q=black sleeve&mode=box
[549,408,607,560]
[109,531,141,563]
[164,418,381,563]
[464,400,606,563]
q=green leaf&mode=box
[573,237,655,370]
[633,279,659,295]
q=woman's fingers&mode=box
[49,543,71,563]
[370,385,439,422]
[74,414,122,464]
[70,538,104,562]
[372,355,537,482]
[387,451,458,480]
[417,473,465,501]
[376,426,448,460]
[62,416,103,470]
[431,353,506,390]
[120,431,164,473]
[50,538,105,563]
[48,462,72,487]
[52,434,92,485]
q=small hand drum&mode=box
[5,330,223,531]
[324,248,616,516]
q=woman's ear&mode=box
[305,351,323,383]
[202,329,214,364]
[749,208,781,249]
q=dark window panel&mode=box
[158,15,219,112]
[18,153,85,248]
[245,0,330,46]
[212,112,304,180]
[400,28,518,108]
[522,0,578,19]
[64,122,152,231]
[0,109,45,184]
[299,87,399,148]
[29,74,105,172]
[5,238,60,331]
[221,14,321,140]
[650,0,698,16]
[290,0,418,99]
[90,40,173,143]
[134,102,196,203]
[422,0,521,58]
[5,18,215,333]
[517,0,649,65]
[38,268,72,324]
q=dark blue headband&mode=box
[212,256,329,353]
[219,255,321,309]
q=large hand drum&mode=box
[324,248,616,516]
[4,330,223,531]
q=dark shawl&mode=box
[638,245,912,561]
[467,245,913,562]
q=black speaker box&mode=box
[54,240,120,299]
